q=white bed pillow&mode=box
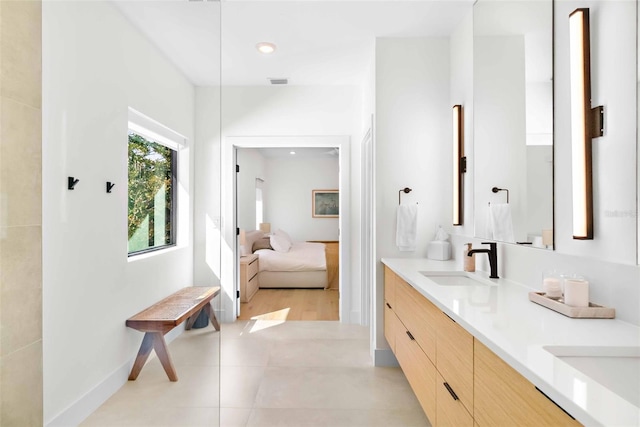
[274,228,293,244]
[270,233,292,253]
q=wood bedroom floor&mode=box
[238,289,339,321]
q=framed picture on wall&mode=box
[312,190,339,218]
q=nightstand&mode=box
[240,253,259,302]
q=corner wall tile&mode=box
[0,225,42,356]
[0,340,43,426]
[0,98,42,227]
[0,0,41,108]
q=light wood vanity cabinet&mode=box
[474,340,581,427]
[384,267,437,424]
[384,302,398,352]
[395,277,438,362]
[383,266,581,427]
[384,266,397,309]
[436,310,474,416]
[436,372,473,427]
[383,268,398,351]
[395,322,437,420]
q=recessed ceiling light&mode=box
[256,42,276,54]
[290,151,296,155]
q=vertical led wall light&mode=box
[569,8,603,240]
[453,105,466,226]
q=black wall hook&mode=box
[68,177,79,190]
[106,182,115,193]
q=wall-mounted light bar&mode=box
[453,105,466,226]
[569,8,603,240]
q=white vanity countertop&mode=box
[381,258,640,427]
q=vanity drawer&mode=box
[437,372,473,427]
[384,266,397,308]
[396,323,437,425]
[436,310,474,414]
[384,301,398,352]
[395,277,438,363]
[474,340,581,427]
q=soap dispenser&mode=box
[463,243,475,272]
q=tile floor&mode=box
[82,321,429,427]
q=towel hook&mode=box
[399,187,412,205]
[491,187,509,203]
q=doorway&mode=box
[236,146,340,321]
[221,136,351,324]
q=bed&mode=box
[242,230,328,289]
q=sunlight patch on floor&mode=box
[247,315,288,334]
[249,307,290,321]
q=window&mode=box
[127,132,177,255]
[255,178,264,229]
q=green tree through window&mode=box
[128,132,176,254]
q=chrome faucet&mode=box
[467,242,499,279]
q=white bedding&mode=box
[255,242,326,272]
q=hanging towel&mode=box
[489,203,515,242]
[396,204,417,251]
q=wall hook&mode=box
[68,177,79,190]
[106,182,115,193]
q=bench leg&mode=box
[128,332,178,382]
[185,310,201,330]
[153,332,178,381]
[128,332,155,381]
[204,302,220,331]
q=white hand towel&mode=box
[489,203,515,242]
[396,204,417,251]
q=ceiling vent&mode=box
[269,78,288,85]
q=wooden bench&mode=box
[126,286,220,381]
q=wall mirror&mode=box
[473,0,554,249]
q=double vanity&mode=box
[382,258,640,427]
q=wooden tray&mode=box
[528,292,615,319]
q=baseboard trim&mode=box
[46,326,184,427]
[374,348,399,367]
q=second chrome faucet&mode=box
[467,242,499,279]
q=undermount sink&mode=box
[544,346,640,407]
[420,271,494,287]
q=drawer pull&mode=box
[406,330,415,340]
[443,382,459,401]
[386,302,392,309]
[443,312,456,323]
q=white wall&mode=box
[526,145,553,239]
[358,45,376,329]
[236,148,266,231]
[42,2,196,424]
[265,156,339,241]
[373,37,452,363]
[193,87,222,288]
[554,0,637,265]
[474,35,527,242]
[448,1,640,327]
[450,10,475,238]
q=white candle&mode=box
[564,279,589,307]
[543,277,562,299]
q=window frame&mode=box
[126,132,179,257]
